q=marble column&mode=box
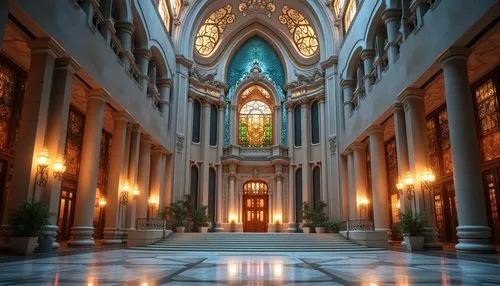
[300,102,310,206]
[125,124,140,230]
[228,164,237,222]
[201,102,211,208]
[438,48,495,252]
[102,113,128,244]
[150,147,166,218]
[183,97,194,196]
[352,143,368,219]
[275,165,284,223]
[382,9,402,65]
[158,152,167,212]
[361,50,375,93]
[114,21,134,66]
[230,105,238,145]
[0,0,10,44]
[319,99,328,204]
[134,49,151,91]
[68,91,107,246]
[347,151,356,220]
[274,105,282,145]
[340,155,349,220]
[398,88,440,248]
[136,135,152,219]
[393,102,410,213]
[1,39,62,227]
[341,80,355,119]
[157,78,172,120]
[42,58,79,248]
[215,105,224,231]
[369,126,391,232]
[164,154,173,206]
[287,165,296,232]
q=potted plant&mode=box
[311,201,328,233]
[167,201,187,233]
[193,206,210,233]
[326,220,340,233]
[301,202,313,233]
[400,211,424,252]
[9,200,49,255]
[274,220,281,233]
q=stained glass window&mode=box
[97,131,111,188]
[195,5,236,56]
[344,0,357,32]
[0,60,17,153]
[158,0,171,32]
[170,0,182,18]
[192,100,201,143]
[64,107,85,177]
[426,118,440,176]
[241,85,271,100]
[243,181,268,195]
[426,108,452,176]
[238,0,276,18]
[475,79,500,161]
[278,6,319,57]
[334,0,346,18]
[438,110,453,174]
[239,100,272,147]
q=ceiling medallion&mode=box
[238,0,276,18]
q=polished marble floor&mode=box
[1,249,500,285]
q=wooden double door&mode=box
[243,194,268,232]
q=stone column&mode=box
[114,21,134,64]
[361,50,375,92]
[183,97,194,196]
[228,170,236,222]
[68,91,107,246]
[274,105,282,146]
[438,48,495,252]
[42,58,79,248]
[300,102,310,206]
[200,102,211,208]
[341,80,355,119]
[0,0,10,44]
[287,165,296,232]
[347,151,356,220]
[398,88,440,248]
[1,39,62,228]
[382,9,402,65]
[136,135,152,219]
[230,105,238,145]
[319,98,328,203]
[400,0,412,40]
[274,165,283,222]
[393,102,410,213]
[352,143,368,219]
[125,124,140,230]
[369,127,391,232]
[157,78,172,119]
[164,154,173,206]
[340,155,349,220]
[102,113,128,244]
[158,152,167,211]
[134,49,152,91]
[215,105,224,231]
[150,147,166,218]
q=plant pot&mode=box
[301,227,310,234]
[315,227,326,233]
[38,234,54,253]
[404,236,424,252]
[200,226,208,233]
[176,226,186,233]
[11,237,38,256]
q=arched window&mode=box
[157,0,171,32]
[190,165,199,207]
[192,100,201,143]
[333,0,346,18]
[295,169,303,223]
[195,5,236,56]
[311,101,320,144]
[294,106,302,146]
[312,167,321,208]
[243,181,269,195]
[279,6,319,57]
[344,0,358,33]
[169,0,182,18]
[208,168,216,225]
[210,105,218,146]
[238,87,273,147]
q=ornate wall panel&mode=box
[64,107,85,178]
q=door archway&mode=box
[243,180,269,232]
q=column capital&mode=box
[114,21,134,34]
[350,142,367,151]
[157,78,172,88]
[382,8,402,23]
[130,123,141,133]
[360,49,375,61]
[140,134,152,143]
[28,38,65,57]
[367,125,385,136]
[397,87,424,103]
[202,101,211,109]
[437,47,470,66]
[55,57,81,73]
[88,88,110,102]
[152,145,167,155]
[134,48,152,61]
[392,101,404,112]
[340,79,356,89]
[112,111,130,122]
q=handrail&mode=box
[339,220,375,239]
[136,218,166,231]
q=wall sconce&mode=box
[98,198,107,208]
[273,214,282,224]
[357,198,370,220]
[119,182,130,205]
[35,148,50,187]
[396,172,416,200]
[132,186,140,199]
[228,213,237,223]
[420,169,436,192]
[53,159,66,180]
[148,197,159,218]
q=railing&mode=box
[136,218,166,231]
[339,220,375,239]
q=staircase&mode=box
[131,233,384,252]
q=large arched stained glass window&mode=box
[195,5,236,56]
[344,0,358,33]
[158,0,171,32]
[239,100,273,147]
[279,6,319,57]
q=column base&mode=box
[214,221,224,232]
[287,222,297,233]
[102,228,124,244]
[67,226,95,247]
[423,227,442,249]
[456,225,496,252]
[41,225,60,249]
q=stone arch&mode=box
[111,0,132,22]
[150,45,169,79]
[232,79,281,108]
[132,7,149,50]
[342,44,364,79]
[364,2,387,49]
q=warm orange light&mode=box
[229,213,237,223]
[37,148,50,167]
[403,173,414,186]
[148,197,158,206]
[53,160,66,173]
[420,169,436,183]
[357,198,369,206]
[273,214,282,223]
[98,198,107,207]
[122,182,130,193]
[132,186,140,197]
[396,201,401,209]
[396,181,404,191]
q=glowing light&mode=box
[98,198,107,207]
[195,5,235,56]
[357,198,369,206]
[228,261,239,277]
[132,186,140,197]
[148,197,159,206]
[420,169,436,183]
[229,213,237,223]
[273,214,282,223]
[37,148,50,167]
[122,182,130,193]
[279,6,319,57]
[403,173,414,186]
[396,181,404,191]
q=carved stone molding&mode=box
[176,134,184,154]
[329,135,337,155]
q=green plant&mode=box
[399,211,424,236]
[9,200,49,237]
[192,206,210,230]
[326,220,339,233]
[166,201,187,227]
[311,201,328,228]
[302,202,313,227]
